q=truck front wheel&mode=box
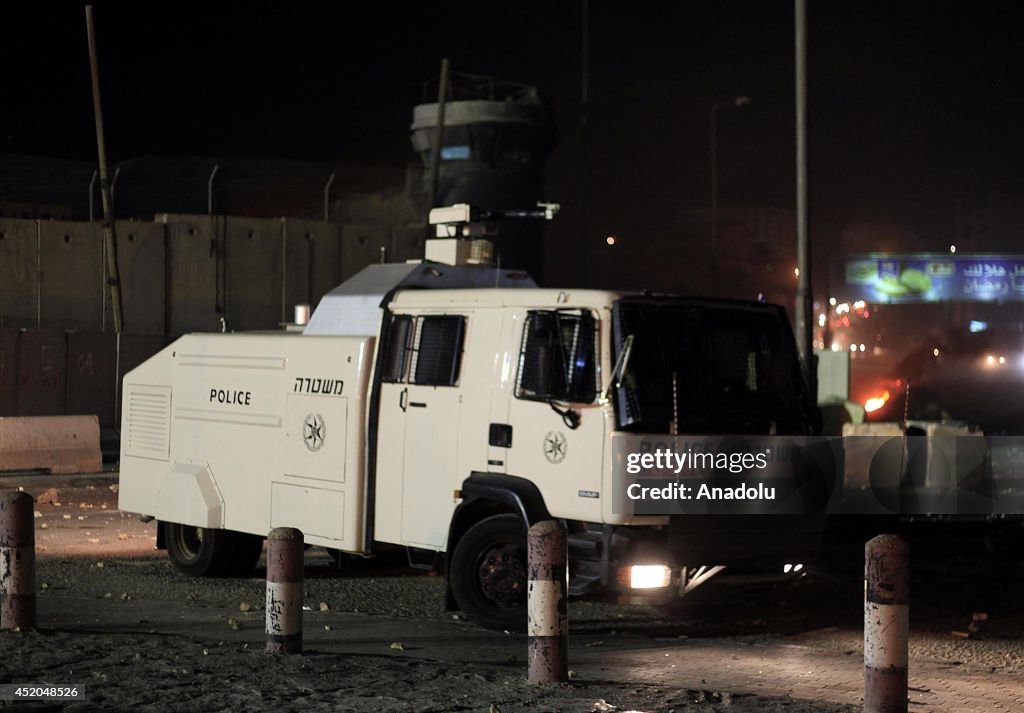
[163,522,256,577]
[450,514,528,632]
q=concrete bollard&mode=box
[864,534,909,713]
[266,527,303,654]
[0,492,36,631]
[527,520,568,684]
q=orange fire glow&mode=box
[864,391,890,413]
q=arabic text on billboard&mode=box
[845,254,1024,302]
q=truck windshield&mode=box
[611,297,809,434]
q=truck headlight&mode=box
[621,564,672,589]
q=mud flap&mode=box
[153,462,224,529]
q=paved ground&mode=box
[4,470,1024,711]
[21,592,1024,711]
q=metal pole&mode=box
[266,527,304,654]
[323,172,335,222]
[795,0,814,380]
[710,103,719,296]
[527,520,568,683]
[864,535,909,713]
[88,169,97,222]
[0,492,36,631]
[35,221,41,328]
[207,164,220,216]
[85,5,125,334]
[110,164,121,208]
[580,0,590,287]
[427,58,450,212]
[280,219,287,325]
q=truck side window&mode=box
[515,310,597,403]
[381,315,413,383]
[410,315,466,387]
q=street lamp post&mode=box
[710,96,750,295]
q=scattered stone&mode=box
[37,488,60,505]
[319,601,330,612]
[390,642,405,651]
[117,533,129,540]
[95,562,105,568]
[63,514,72,520]
[239,602,252,612]
[33,510,42,519]
[88,538,100,544]
[324,625,332,631]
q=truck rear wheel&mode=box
[450,514,528,632]
[164,522,252,577]
[229,533,265,575]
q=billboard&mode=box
[845,254,1024,303]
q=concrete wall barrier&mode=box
[0,415,102,474]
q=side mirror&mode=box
[599,334,634,404]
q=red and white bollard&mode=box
[0,491,36,631]
[266,527,303,654]
[864,534,909,713]
[527,520,568,683]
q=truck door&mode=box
[375,313,465,549]
[504,309,605,523]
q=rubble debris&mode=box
[36,488,60,505]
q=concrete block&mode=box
[0,415,102,474]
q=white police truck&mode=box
[118,208,820,631]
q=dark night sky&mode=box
[5,1,1024,285]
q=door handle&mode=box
[409,401,427,408]
[399,387,408,412]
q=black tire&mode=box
[163,522,242,577]
[229,533,265,575]
[450,514,528,632]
